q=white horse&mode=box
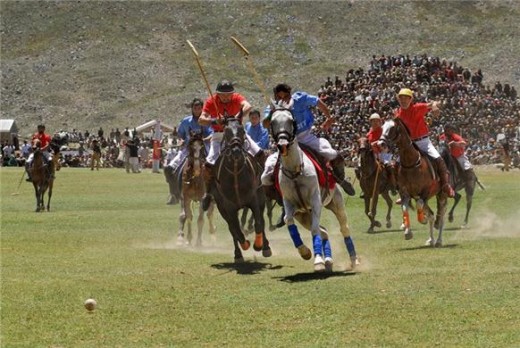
[269,109,359,272]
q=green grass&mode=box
[1,166,519,347]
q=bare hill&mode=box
[1,1,519,136]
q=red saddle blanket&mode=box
[274,150,336,196]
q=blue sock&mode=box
[344,236,356,257]
[323,238,332,259]
[313,234,323,256]
[288,224,303,248]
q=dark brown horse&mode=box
[30,139,54,212]
[210,118,272,262]
[439,141,485,228]
[177,133,216,246]
[379,118,448,246]
[357,137,394,233]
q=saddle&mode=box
[273,148,336,197]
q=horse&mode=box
[30,139,54,212]
[240,197,282,234]
[177,132,216,246]
[439,141,485,228]
[211,118,272,262]
[378,118,447,246]
[270,109,359,272]
[357,137,394,233]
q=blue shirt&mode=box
[291,92,319,134]
[177,115,213,148]
[245,122,270,150]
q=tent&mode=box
[0,119,19,144]
[134,120,175,138]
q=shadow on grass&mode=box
[275,271,356,283]
[211,261,284,275]
[397,243,460,251]
[367,228,404,234]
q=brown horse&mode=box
[379,118,448,246]
[30,139,54,212]
[177,133,216,246]
[357,137,394,233]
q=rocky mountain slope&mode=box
[1,1,519,136]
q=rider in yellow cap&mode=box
[395,88,455,197]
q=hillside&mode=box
[1,1,519,136]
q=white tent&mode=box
[134,120,175,135]
[0,119,18,144]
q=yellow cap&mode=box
[398,88,414,97]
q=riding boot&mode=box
[254,150,267,167]
[201,163,214,211]
[164,166,178,205]
[275,206,286,228]
[330,155,355,196]
[385,163,398,195]
[25,163,32,182]
[435,157,455,198]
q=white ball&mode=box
[84,298,97,311]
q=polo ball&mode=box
[84,298,97,311]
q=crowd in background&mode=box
[2,53,519,169]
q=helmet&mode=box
[369,113,381,120]
[215,80,234,93]
[398,88,414,97]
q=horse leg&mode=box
[196,201,204,247]
[239,208,249,234]
[320,227,333,272]
[371,195,382,228]
[46,180,53,212]
[462,179,476,228]
[327,189,359,269]
[206,202,217,244]
[423,203,436,247]
[285,202,311,260]
[401,196,413,240]
[266,199,276,231]
[434,195,448,247]
[448,192,461,224]
[33,183,40,212]
[416,199,428,225]
[186,200,193,245]
[381,191,393,228]
[310,192,326,272]
[177,198,187,245]
[364,197,376,233]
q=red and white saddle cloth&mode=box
[274,149,336,197]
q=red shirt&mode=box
[32,132,52,150]
[203,93,246,132]
[395,102,430,139]
[367,127,382,154]
[441,132,465,158]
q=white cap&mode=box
[369,113,381,120]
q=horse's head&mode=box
[188,131,205,159]
[378,119,399,148]
[270,108,296,156]
[222,118,246,158]
[32,138,42,151]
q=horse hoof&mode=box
[262,248,272,258]
[400,223,406,230]
[314,255,326,272]
[176,235,184,246]
[404,231,413,240]
[297,245,312,260]
[253,235,263,251]
[460,224,468,229]
[325,257,333,272]
[374,221,382,228]
[434,240,443,247]
[425,238,435,247]
[351,256,361,269]
[269,225,276,232]
[386,221,392,228]
[367,227,374,234]
[448,215,454,223]
[234,257,245,263]
[240,240,250,251]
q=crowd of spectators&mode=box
[2,53,519,170]
[312,54,519,168]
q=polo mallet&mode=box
[11,170,27,196]
[230,36,273,108]
[368,162,382,218]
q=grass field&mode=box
[1,166,519,347]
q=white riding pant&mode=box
[414,137,440,159]
[297,129,338,161]
[27,151,52,165]
[167,148,187,170]
[206,132,261,165]
[456,154,473,170]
